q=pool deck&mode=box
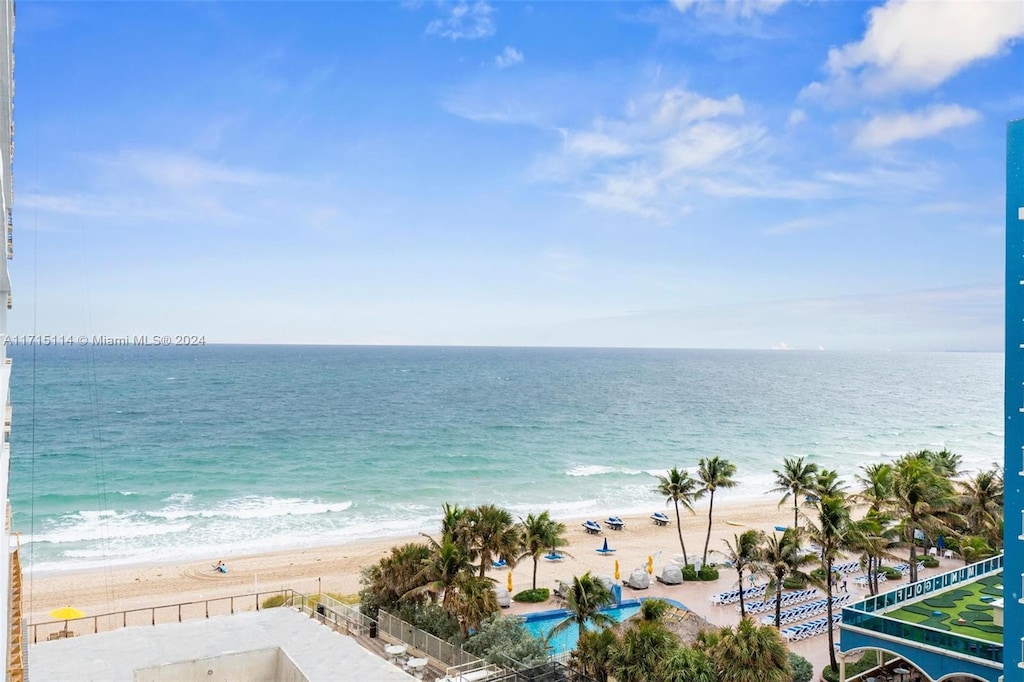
[501,549,953,677]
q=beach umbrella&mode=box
[507,570,513,593]
[614,559,620,580]
[50,606,85,632]
[602,538,609,552]
[647,555,654,575]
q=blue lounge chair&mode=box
[582,520,602,534]
[544,552,565,562]
[651,512,669,526]
[491,558,507,569]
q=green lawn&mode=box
[886,574,1002,644]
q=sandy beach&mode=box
[23,495,943,677]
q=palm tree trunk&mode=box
[702,490,715,565]
[908,523,918,583]
[532,557,538,590]
[793,496,799,531]
[674,501,689,566]
[738,568,746,618]
[774,572,783,629]
[826,558,838,672]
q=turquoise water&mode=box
[5,345,1003,572]
[522,602,645,654]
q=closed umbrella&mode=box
[507,570,513,593]
[647,555,654,575]
[614,559,620,580]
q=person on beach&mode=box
[214,561,227,573]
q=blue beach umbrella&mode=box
[937,535,946,550]
[602,538,609,552]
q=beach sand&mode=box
[23,496,940,677]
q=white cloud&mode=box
[535,86,762,218]
[805,0,1024,98]
[852,104,981,149]
[671,0,790,19]
[98,149,278,188]
[426,1,495,41]
[495,46,524,69]
[786,109,807,127]
[763,217,822,236]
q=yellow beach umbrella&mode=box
[507,570,513,593]
[647,555,654,575]
[49,606,84,622]
[614,559,620,580]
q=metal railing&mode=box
[28,589,297,644]
[378,609,485,669]
[847,553,1002,614]
[296,593,375,636]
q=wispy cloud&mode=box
[851,104,981,149]
[786,109,806,127]
[97,149,279,189]
[763,217,823,236]
[671,0,790,19]
[803,0,1024,99]
[495,46,524,69]
[426,1,495,41]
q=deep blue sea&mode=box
[5,345,1003,573]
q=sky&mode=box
[9,0,1024,350]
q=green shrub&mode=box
[823,651,878,682]
[782,575,806,590]
[789,652,813,682]
[261,594,286,609]
[513,588,550,603]
[881,566,903,580]
[464,615,549,668]
[682,565,699,581]
[697,566,719,581]
[922,555,939,568]
[811,567,827,582]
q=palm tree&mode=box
[551,572,616,639]
[518,511,569,589]
[638,597,671,622]
[405,535,476,613]
[809,468,846,499]
[698,456,737,565]
[846,511,899,596]
[720,530,763,618]
[856,463,894,514]
[958,535,997,565]
[959,468,1003,549]
[655,467,702,566]
[892,454,956,582]
[359,542,432,618]
[769,456,819,530]
[611,621,680,682]
[449,575,500,638]
[704,618,792,682]
[803,494,852,674]
[572,628,617,682]
[465,504,522,578]
[659,646,717,682]
[758,529,815,629]
[928,449,963,478]
[440,502,468,544]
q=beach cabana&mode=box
[625,568,650,590]
[658,564,683,585]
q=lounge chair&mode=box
[651,512,670,526]
[491,558,507,569]
[582,520,602,534]
[543,552,565,562]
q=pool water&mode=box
[521,599,686,654]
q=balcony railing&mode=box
[847,554,1003,614]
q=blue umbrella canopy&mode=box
[602,538,609,551]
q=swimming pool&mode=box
[520,598,688,654]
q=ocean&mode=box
[6,345,1003,574]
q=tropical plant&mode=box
[892,453,956,582]
[659,646,717,682]
[758,528,815,629]
[551,572,616,639]
[519,511,569,589]
[958,468,1004,549]
[638,597,671,622]
[789,652,813,682]
[655,467,703,566]
[358,542,432,618]
[571,628,617,682]
[512,588,549,603]
[405,535,476,614]
[720,530,763,618]
[440,502,469,544]
[957,535,997,565]
[465,504,522,578]
[803,493,852,674]
[610,620,681,682]
[856,462,894,514]
[846,511,899,596]
[769,456,819,530]
[702,618,792,682]
[449,575,501,638]
[463,614,549,669]
[698,456,737,564]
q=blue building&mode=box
[1004,117,1024,682]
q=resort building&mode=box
[833,119,1024,682]
[0,0,19,678]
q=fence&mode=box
[377,609,485,669]
[297,592,376,636]
[28,589,297,644]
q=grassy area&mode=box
[886,574,1002,643]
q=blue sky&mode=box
[11,0,1024,349]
